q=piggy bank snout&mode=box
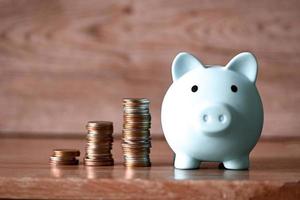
[199,104,232,134]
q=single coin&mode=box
[84,159,114,166]
[84,156,113,161]
[49,156,78,162]
[124,113,151,117]
[123,124,151,129]
[124,162,151,167]
[123,98,150,103]
[87,121,113,126]
[124,107,149,112]
[86,121,113,130]
[53,149,80,157]
[123,104,149,109]
[122,138,151,143]
[49,159,79,165]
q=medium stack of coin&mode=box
[49,149,80,165]
[84,121,114,166]
[122,98,151,167]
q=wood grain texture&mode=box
[0,0,299,136]
[0,137,299,199]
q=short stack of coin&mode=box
[84,121,114,166]
[49,149,80,165]
[122,98,151,167]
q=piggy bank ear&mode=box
[172,52,205,81]
[225,52,258,83]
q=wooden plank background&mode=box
[0,0,299,136]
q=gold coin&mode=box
[49,159,79,165]
[124,113,151,117]
[123,124,151,129]
[123,119,151,124]
[84,156,113,161]
[87,121,113,126]
[86,121,113,131]
[124,162,151,167]
[84,159,114,166]
[50,156,78,161]
[123,98,150,104]
[123,108,149,113]
[122,141,151,146]
[53,149,80,157]
[122,149,151,153]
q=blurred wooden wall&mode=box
[0,0,299,137]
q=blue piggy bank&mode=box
[161,52,264,170]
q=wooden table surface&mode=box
[0,136,299,199]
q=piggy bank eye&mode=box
[191,85,198,92]
[231,85,238,93]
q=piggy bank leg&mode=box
[174,153,200,169]
[223,155,249,170]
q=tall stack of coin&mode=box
[84,121,114,166]
[49,149,80,165]
[122,98,151,167]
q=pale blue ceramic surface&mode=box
[161,52,264,170]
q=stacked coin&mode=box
[49,149,80,165]
[122,98,151,167]
[84,121,114,166]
